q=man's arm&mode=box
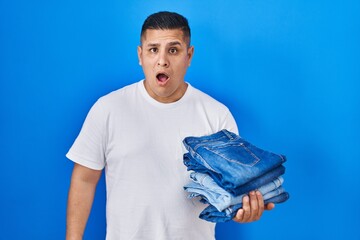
[66,163,102,240]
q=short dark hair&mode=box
[140,11,191,45]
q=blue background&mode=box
[1,0,359,239]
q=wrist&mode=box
[66,232,83,240]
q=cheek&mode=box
[181,56,191,67]
[142,62,155,73]
[141,56,155,66]
[177,61,190,73]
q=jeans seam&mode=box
[203,143,261,167]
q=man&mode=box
[66,11,274,240]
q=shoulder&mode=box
[188,84,230,112]
[94,81,140,107]
[101,81,139,102]
[86,81,141,118]
[186,84,238,134]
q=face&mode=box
[137,29,194,103]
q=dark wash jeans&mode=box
[183,129,287,192]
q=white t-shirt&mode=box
[67,80,238,240]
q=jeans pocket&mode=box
[202,142,260,167]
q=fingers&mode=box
[242,195,251,221]
[265,202,275,210]
[234,208,244,222]
[256,191,264,220]
[248,191,262,221]
[233,195,249,222]
[233,191,268,223]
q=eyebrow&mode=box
[145,41,182,48]
[167,41,182,47]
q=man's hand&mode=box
[233,191,275,223]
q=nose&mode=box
[157,51,169,67]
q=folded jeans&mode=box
[199,192,290,223]
[183,130,286,190]
[184,172,284,212]
[183,153,286,196]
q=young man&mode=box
[66,11,274,240]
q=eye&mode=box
[169,48,177,54]
[149,48,158,53]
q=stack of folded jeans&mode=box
[182,129,289,223]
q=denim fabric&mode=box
[184,172,242,212]
[262,186,285,200]
[183,153,209,174]
[183,130,286,190]
[230,165,286,196]
[183,130,241,172]
[184,173,284,212]
[183,153,226,189]
[199,192,290,223]
[185,182,236,211]
[183,130,239,150]
[183,154,286,197]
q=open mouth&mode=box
[156,73,169,84]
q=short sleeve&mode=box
[221,109,239,135]
[66,99,107,170]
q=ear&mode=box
[187,46,194,66]
[137,46,142,66]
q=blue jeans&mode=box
[184,153,286,196]
[183,130,286,191]
[183,153,225,188]
[199,192,290,223]
[230,165,286,196]
[184,172,284,212]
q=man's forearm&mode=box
[66,164,102,240]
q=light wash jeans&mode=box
[200,192,290,222]
[184,173,284,212]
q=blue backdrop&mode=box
[1,0,359,239]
